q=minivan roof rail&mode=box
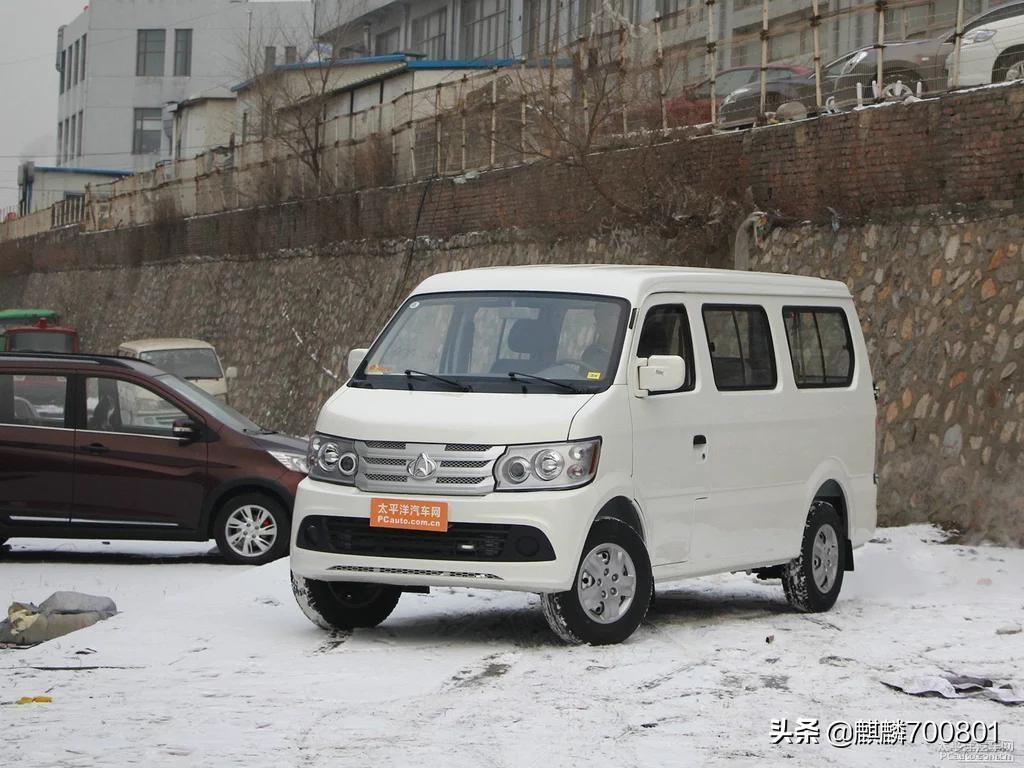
[0,351,143,368]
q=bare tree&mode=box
[504,6,735,236]
[233,2,369,193]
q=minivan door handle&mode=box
[693,434,707,447]
[81,442,109,455]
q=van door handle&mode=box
[81,442,109,455]
[693,435,707,447]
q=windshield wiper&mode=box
[507,371,583,394]
[404,369,471,392]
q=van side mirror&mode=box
[172,418,200,442]
[637,355,686,395]
[347,348,369,377]
[224,366,238,380]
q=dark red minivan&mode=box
[0,352,308,564]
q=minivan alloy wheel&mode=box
[578,543,637,624]
[224,504,277,557]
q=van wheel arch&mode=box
[993,46,1024,82]
[594,497,646,542]
[812,479,854,572]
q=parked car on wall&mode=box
[0,353,308,564]
[117,339,237,403]
[718,37,953,128]
[633,65,810,129]
[289,265,877,645]
[1,318,80,353]
[946,0,1024,86]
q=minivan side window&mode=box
[0,374,68,427]
[86,378,185,437]
[636,305,695,393]
[702,305,777,391]
[782,307,854,388]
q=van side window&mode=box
[0,374,68,428]
[701,305,776,391]
[636,305,695,392]
[782,307,854,388]
[86,378,185,437]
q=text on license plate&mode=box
[370,497,449,533]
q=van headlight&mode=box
[308,433,358,485]
[494,438,600,491]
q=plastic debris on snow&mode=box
[882,674,1024,705]
[0,592,118,646]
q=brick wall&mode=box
[4,83,1024,276]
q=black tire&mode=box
[213,492,290,565]
[541,518,653,646]
[291,573,401,630]
[994,50,1024,83]
[782,500,845,613]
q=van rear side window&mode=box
[702,305,776,391]
[782,307,854,388]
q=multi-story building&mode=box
[313,0,1004,81]
[56,0,311,173]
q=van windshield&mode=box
[140,348,223,380]
[353,291,630,394]
[7,331,76,353]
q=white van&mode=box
[118,339,237,403]
[290,266,876,645]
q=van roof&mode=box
[413,265,852,301]
[119,338,216,353]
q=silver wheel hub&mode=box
[1007,61,1024,82]
[225,504,277,558]
[577,543,636,624]
[811,524,840,593]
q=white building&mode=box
[170,92,238,161]
[56,0,312,173]
[312,0,1002,78]
[17,164,130,216]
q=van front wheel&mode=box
[541,519,653,645]
[291,573,401,631]
[783,501,845,613]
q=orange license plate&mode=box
[370,497,449,533]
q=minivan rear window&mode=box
[782,307,854,388]
[702,305,777,391]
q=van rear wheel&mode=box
[291,573,401,631]
[783,500,845,612]
[541,519,653,645]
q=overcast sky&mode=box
[0,0,86,211]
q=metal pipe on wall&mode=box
[951,0,966,89]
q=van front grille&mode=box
[353,441,505,496]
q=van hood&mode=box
[317,386,595,444]
[191,378,228,399]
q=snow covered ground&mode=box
[1,526,1021,767]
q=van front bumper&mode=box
[290,477,609,593]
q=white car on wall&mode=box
[947,0,1024,86]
